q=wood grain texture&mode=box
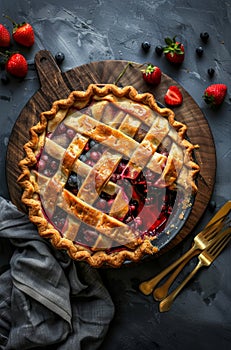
[6,50,216,255]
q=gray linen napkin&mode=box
[0,196,114,350]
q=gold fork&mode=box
[159,227,231,312]
[139,201,231,296]
[154,217,231,301]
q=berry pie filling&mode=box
[36,106,180,252]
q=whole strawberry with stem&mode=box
[203,84,227,108]
[0,51,28,78]
[142,64,162,85]
[0,23,11,47]
[163,36,185,64]
[4,15,34,47]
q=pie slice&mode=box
[18,84,200,267]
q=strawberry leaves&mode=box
[163,36,185,64]
[163,37,184,55]
[142,64,162,85]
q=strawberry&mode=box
[142,64,162,85]
[5,52,28,78]
[203,84,227,107]
[0,24,11,47]
[164,86,183,106]
[163,36,185,64]
[5,15,34,47]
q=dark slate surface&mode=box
[0,0,231,349]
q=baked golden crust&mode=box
[18,84,200,267]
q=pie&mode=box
[18,84,200,267]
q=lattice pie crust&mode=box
[18,84,199,267]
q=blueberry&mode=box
[0,71,10,85]
[200,32,209,43]
[89,139,96,148]
[155,45,163,56]
[207,68,215,77]
[196,46,204,57]
[67,172,79,190]
[79,154,87,162]
[55,52,65,65]
[208,200,216,212]
[141,41,151,52]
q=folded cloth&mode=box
[0,196,114,350]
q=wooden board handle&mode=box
[34,50,70,98]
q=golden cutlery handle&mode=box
[153,249,200,301]
[159,261,203,312]
[139,245,196,295]
[207,200,231,225]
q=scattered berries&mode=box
[0,24,11,47]
[200,32,209,43]
[142,64,162,85]
[5,15,34,47]
[55,52,65,65]
[207,68,215,78]
[141,41,151,52]
[5,52,28,78]
[203,84,227,107]
[163,36,185,64]
[164,85,183,106]
[196,46,203,57]
[155,45,163,56]
[0,17,36,80]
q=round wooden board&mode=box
[6,50,216,255]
